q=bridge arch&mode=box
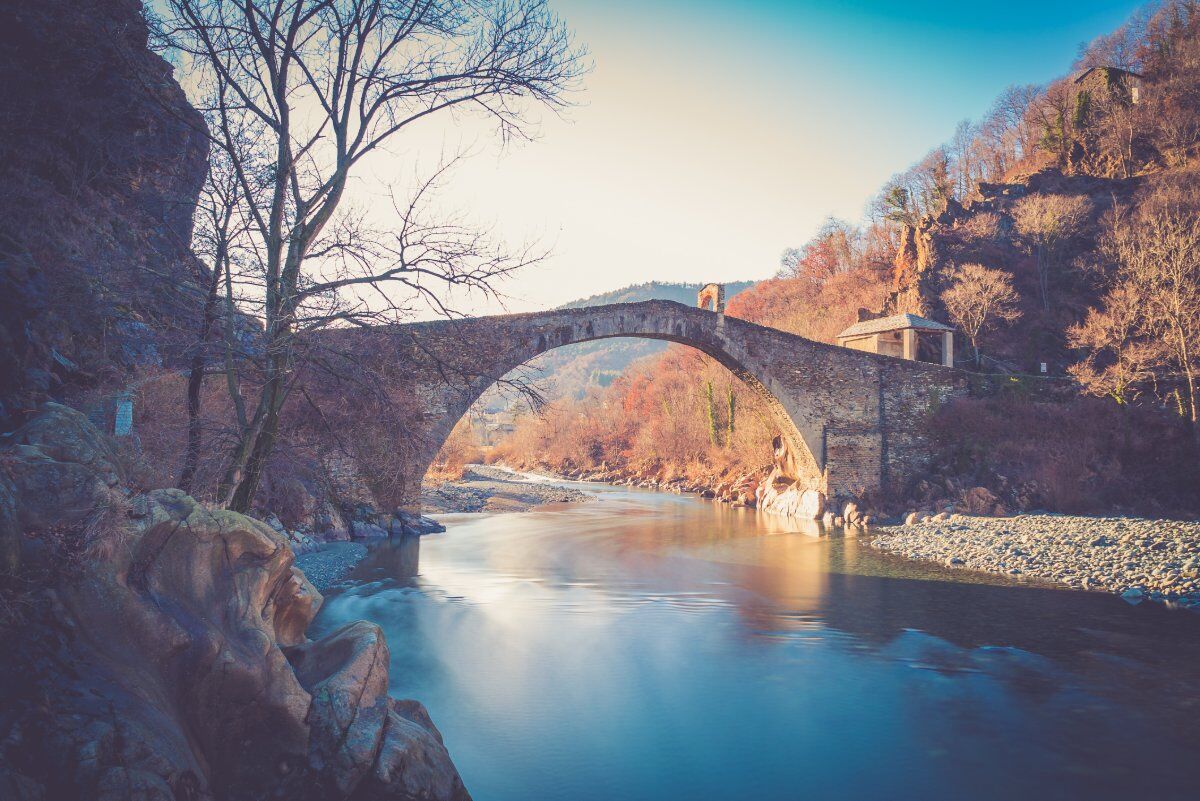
[389,300,966,510]
[410,302,823,496]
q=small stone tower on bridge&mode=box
[697,283,725,313]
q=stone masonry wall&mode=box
[372,300,968,507]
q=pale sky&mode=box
[335,0,1144,316]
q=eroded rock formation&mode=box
[756,435,828,520]
[0,0,210,425]
[0,405,469,801]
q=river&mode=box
[310,480,1200,801]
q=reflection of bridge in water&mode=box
[380,298,966,507]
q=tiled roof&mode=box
[837,313,955,339]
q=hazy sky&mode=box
[368,0,1145,315]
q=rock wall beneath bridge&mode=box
[362,300,968,510]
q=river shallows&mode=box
[311,482,1200,801]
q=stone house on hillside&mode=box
[1074,65,1144,106]
[837,313,955,367]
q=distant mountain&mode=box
[477,280,754,414]
[555,280,753,310]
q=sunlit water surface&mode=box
[311,482,1200,801]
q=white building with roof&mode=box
[836,313,955,367]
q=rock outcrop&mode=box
[0,404,469,801]
[756,435,829,519]
[0,0,211,426]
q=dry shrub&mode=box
[930,394,1200,514]
[959,211,1004,243]
[260,472,318,529]
[427,418,486,481]
[82,486,133,562]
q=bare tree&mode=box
[159,0,584,512]
[1067,284,1159,405]
[178,131,256,493]
[1102,186,1200,431]
[1030,79,1078,170]
[988,83,1041,170]
[1012,193,1092,310]
[940,263,1022,367]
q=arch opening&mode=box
[415,320,825,510]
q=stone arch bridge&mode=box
[376,300,967,508]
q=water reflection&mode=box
[344,532,421,582]
[313,483,1200,801]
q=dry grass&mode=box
[81,486,132,563]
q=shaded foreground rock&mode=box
[0,404,470,801]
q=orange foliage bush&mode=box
[492,345,780,484]
[426,417,486,481]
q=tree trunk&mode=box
[704,380,720,447]
[216,395,268,506]
[1177,328,1199,439]
[179,245,227,493]
[221,260,249,434]
[225,345,290,513]
[228,388,283,513]
[726,386,735,446]
[1038,243,1050,311]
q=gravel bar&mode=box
[871,513,1200,609]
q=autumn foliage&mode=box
[483,1,1200,514]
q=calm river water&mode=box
[311,481,1200,801]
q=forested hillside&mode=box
[482,0,1200,516]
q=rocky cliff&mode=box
[0,3,472,797]
[887,167,1138,373]
[0,0,210,427]
[0,405,470,801]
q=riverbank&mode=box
[295,541,369,591]
[516,462,763,505]
[422,464,594,513]
[296,467,595,590]
[871,513,1200,609]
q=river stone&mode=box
[798,489,825,519]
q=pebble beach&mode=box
[872,513,1200,609]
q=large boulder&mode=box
[0,404,470,801]
[959,486,1005,516]
[1,403,125,573]
[756,466,826,520]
